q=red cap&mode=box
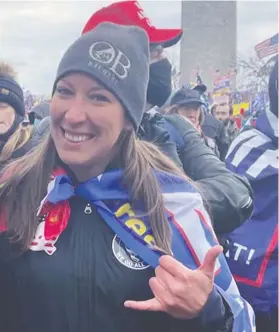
[82,0,183,48]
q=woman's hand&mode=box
[124,245,223,319]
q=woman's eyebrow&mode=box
[88,86,105,93]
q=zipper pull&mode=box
[84,203,92,215]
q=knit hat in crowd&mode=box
[53,22,150,129]
[0,64,25,117]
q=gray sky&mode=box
[0,0,278,94]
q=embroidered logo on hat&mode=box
[0,88,10,95]
[88,41,131,81]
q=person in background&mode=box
[210,102,218,118]
[28,102,50,126]
[167,88,220,157]
[192,84,230,161]
[0,62,32,167]
[214,102,239,146]
[168,88,204,132]
[225,58,278,332]
[0,22,255,332]
[82,0,179,114]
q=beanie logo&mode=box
[89,41,131,81]
[0,88,10,95]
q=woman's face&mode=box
[178,105,201,129]
[0,102,16,134]
[50,73,129,180]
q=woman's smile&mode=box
[61,127,95,144]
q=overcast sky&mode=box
[0,0,278,94]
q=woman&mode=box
[0,63,32,166]
[0,23,254,332]
[167,88,220,157]
[168,88,204,132]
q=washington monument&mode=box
[179,1,237,90]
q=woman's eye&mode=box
[89,94,109,102]
[0,103,8,108]
[56,86,73,96]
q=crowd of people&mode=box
[0,1,277,331]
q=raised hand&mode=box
[124,245,223,319]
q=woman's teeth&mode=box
[64,131,92,143]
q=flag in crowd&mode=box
[255,33,278,60]
[213,73,232,93]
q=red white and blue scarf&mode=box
[32,167,255,331]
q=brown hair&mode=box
[0,125,33,164]
[167,104,205,125]
[0,130,187,254]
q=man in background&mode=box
[214,102,239,147]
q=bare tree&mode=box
[235,54,276,92]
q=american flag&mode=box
[255,33,278,59]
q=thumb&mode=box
[124,297,163,312]
[199,245,223,279]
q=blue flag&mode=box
[226,109,278,313]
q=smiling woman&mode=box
[50,74,128,181]
[0,22,253,332]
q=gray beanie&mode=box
[53,22,150,129]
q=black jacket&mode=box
[141,113,253,235]
[202,113,230,161]
[23,117,51,152]
[0,196,233,332]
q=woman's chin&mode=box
[57,150,108,178]
[0,125,10,134]
[59,155,88,168]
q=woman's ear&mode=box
[124,118,134,130]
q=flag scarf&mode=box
[37,168,255,331]
[226,109,278,312]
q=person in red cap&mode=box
[83,0,182,48]
[81,0,254,241]
[83,0,182,110]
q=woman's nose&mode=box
[64,97,88,124]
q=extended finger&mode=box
[199,245,223,279]
[124,297,163,312]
